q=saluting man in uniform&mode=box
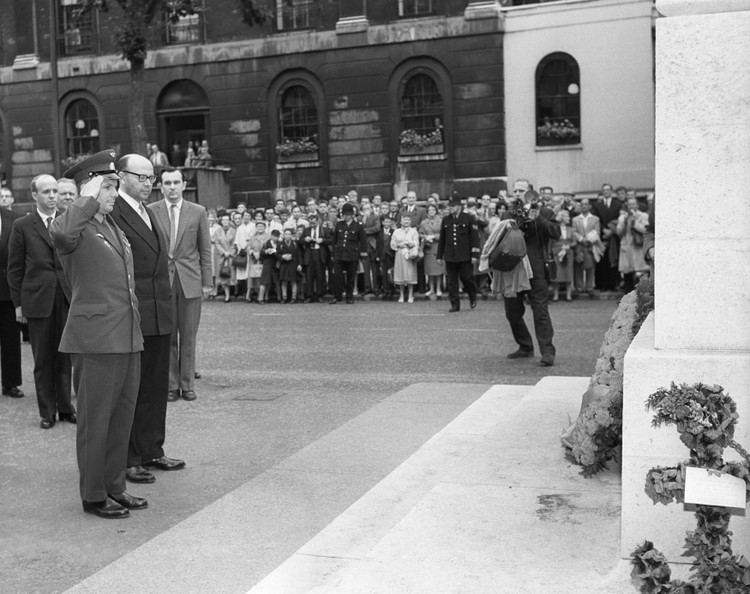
[437,191,480,312]
[329,202,367,304]
[51,150,147,519]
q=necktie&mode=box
[139,203,152,230]
[169,204,177,258]
[46,216,53,229]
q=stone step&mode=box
[64,382,500,594]
[249,376,633,593]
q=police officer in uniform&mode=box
[329,202,367,304]
[50,150,146,519]
[437,191,480,312]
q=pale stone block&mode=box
[657,0,750,17]
[654,239,750,351]
[621,314,750,560]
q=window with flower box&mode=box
[398,0,437,17]
[399,73,444,156]
[536,52,581,146]
[276,0,316,31]
[59,0,99,57]
[65,98,100,159]
[277,85,319,163]
[165,0,205,44]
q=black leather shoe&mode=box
[167,390,180,402]
[109,491,148,510]
[303,298,313,303]
[40,417,55,429]
[506,349,533,359]
[181,390,197,401]
[449,305,460,312]
[539,355,555,367]
[194,371,202,379]
[329,299,341,305]
[3,386,24,398]
[59,413,77,424]
[82,498,129,519]
[470,299,477,309]
[144,456,186,471]
[345,298,355,304]
[126,466,156,483]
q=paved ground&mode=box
[0,295,617,593]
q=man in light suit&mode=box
[148,167,212,402]
[571,198,602,294]
[112,154,184,484]
[51,150,146,519]
[7,174,74,429]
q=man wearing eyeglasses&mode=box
[112,155,184,485]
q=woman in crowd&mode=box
[616,196,649,292]
[390,214,419,303]
[213,213,236,302]
[207,209,220,296]
[184,147,196,167]
[246,219,269,302]
[551,209,576,301]
[234,210,255,299]
[276,228,301,303]
[419,204,444,297]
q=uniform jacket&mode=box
[148,198,212,298]
[299,223,332,266]
[7,210,69,318]
[110,194,173,337]
[0,208,21,302]
[437,211,480,263]
[331,219,367,262]
[50,196,143,354]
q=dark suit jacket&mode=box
[0,208,21,303]
[397,206,426,228]
[111,194,173,337]
[592,198,622,234]
[299,224,332,266]
[50,196,143,354]
[149,198,212,298]
[7,210,69,317]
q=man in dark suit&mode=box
[397,191,426,229]
[7,174,73,429]
[329,202,367,304]
[149,167,212,402]
[51,150,146,519]
[112,154,184,484]
[592,183,622,291]
[299,212,330,303]
[0,196,23,401]
[437,191,480,313]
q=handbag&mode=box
[219,258,232,279]
[233,249,248,268]
[631,228,644,247]
[248,262,263,278]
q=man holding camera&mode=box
[502,179,561,367]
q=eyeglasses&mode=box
[121,170,157,184]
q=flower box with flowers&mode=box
[399,127,444,156]
[536,118,581,146]
[277,136,319,163]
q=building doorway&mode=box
[156,79,210,165]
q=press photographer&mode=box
[501,179,561,367]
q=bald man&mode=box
[8,174,73,428]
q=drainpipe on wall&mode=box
[49,0,61,178]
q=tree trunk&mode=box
[128,60,148,155]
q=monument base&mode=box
[621,312,750,561]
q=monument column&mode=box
[621,0,750,563]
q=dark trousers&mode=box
[333,259,358,301]
[73,352,140,501]
[381,253,395,296]
[445,261,476,309]
[0,300,21,390]
[127,333,170,467]
[28,287,72,419]
[503,277,556,358]
[595,249,620,291]
[306,253,325,299]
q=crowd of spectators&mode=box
[202,184,653,304]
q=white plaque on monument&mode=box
[683,467,747,510]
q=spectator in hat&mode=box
[51,149,146,519]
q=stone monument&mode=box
[621,0,750,562]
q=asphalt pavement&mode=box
[0,294,617,593]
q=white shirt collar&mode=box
[36,208,55,221]
[167,198,183,211]
[119,190,143,214]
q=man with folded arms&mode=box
[112,154,185,484]
[51,150,146,519]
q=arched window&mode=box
[535,53,581,146]
[277,85,319,157]
[65,99,100,157]
[399,73,444,154]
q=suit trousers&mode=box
[445,261,476,309]
[28,286,72,419]
[333,259,358,301]
[503,277,556,358]
[306,252,325,299]
[574,263,595,292]
[0,300,21,390]
[73,352,140,501]
[170,272,202,392]
[128,333,170,467]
